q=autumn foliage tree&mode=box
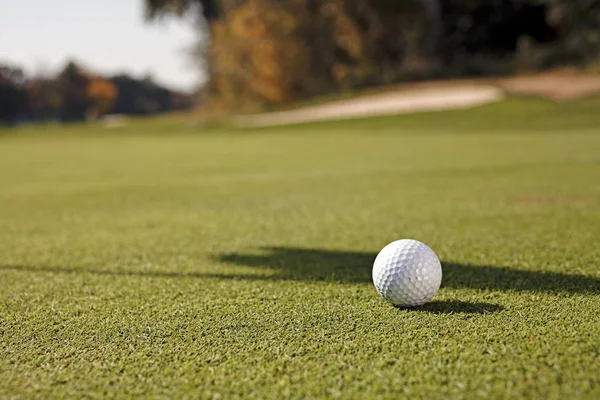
[145,0,433,109]
[0,59,194,125]
[145,0,600,110]
[200,0,431,108]
[86,77,118,118]
[210,1,310,106]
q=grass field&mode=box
[1,96,600,399]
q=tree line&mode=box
[146,0,600,109]
[0,60,196,125]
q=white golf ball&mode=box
[372,239,442,307]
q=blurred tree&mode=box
[209,1,312,106]
[1,59,194,127]
[170,90,197,110]
[440,0,559,55]
[144,0,221,21]
[26,78,63,121]
[555,0,600,60]
[0,64,28,124]
[145,1,600,107]
[86,77,118,118]
[109,74,184,115]
[146,0,431,107]
[57,61,90,121]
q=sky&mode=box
[0,0,202,91]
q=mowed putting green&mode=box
[1,97,600,398]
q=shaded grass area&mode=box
[1,97,600,398]
[4,251,600,294]
[215,247,600,293]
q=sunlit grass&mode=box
[1,97,599,398]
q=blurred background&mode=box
[1,0,600,124]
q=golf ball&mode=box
[372,239,442,307]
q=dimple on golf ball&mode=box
[372,239,442,307]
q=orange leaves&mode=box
[206,0,429,108]
[209,0,312,107]
[86,77,118,117]
[87,77,117,103]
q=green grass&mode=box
[1,97,600,399]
